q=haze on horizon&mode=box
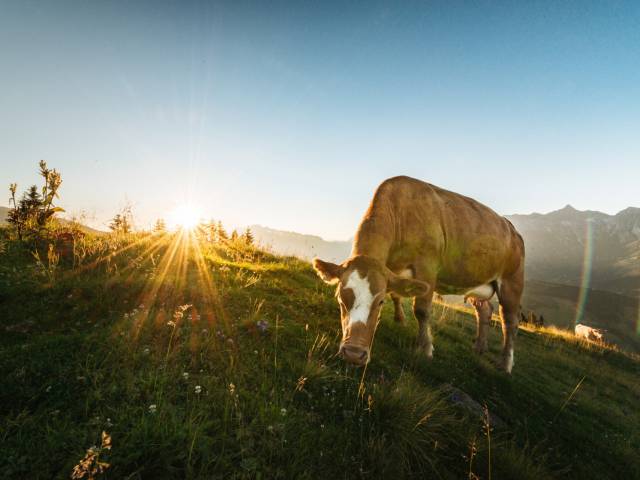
[1,1,639,240]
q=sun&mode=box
[168,203,202,231]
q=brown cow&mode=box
[313,176,525,373]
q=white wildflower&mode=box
[195,385,202,394]
[148,404,157,414]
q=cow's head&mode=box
[313,255,430,366]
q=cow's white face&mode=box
[313,255,430,366]
[342,270,378,326]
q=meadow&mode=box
[1,230,639,479]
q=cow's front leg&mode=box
[391,293,405,324]
[413,294,434,359]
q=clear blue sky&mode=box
[1,1,639,239]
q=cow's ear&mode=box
[387,274,431,298]
[312,258,344,284]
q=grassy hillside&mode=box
[1,230,639,479]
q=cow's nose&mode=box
[339,345,369,366]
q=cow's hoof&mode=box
[414,344,434,360]
[500,352,514,374]
[425,344,435,360]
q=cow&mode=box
[313,176,525,373]
[575,324,605,342]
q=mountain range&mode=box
[508,205,640,297]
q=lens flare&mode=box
[574,219,594,327]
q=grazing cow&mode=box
[313,176,525,373]
[575,324,605,342]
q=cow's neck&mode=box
[351,216,394,263]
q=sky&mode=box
[1,0,639,239]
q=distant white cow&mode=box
[575,324,605,342]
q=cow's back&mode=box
[362,176,524,288]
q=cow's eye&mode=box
[379,299,385,306]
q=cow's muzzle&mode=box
[339,344,369,366]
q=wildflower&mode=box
[106,418,113,427]
[229,383,236,395]
[182,372,189,380]
[143,347,150,355]
[167,320,176,328]
[71,431,112,480]
[202,328,209,335]
[148,404,157,414]
[267,425,274,433]
[195,385,202,394]
[256,319,269,333]
[280,408,287,417]
[46,385,52,393]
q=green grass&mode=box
[0,230,639,479]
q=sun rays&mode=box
[128,229,223,338]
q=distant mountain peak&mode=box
[616,206,640,217]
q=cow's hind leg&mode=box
[413,294,435,359]
[470,298,493,354]
[391,293,405,324]
[497,272,524,374]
